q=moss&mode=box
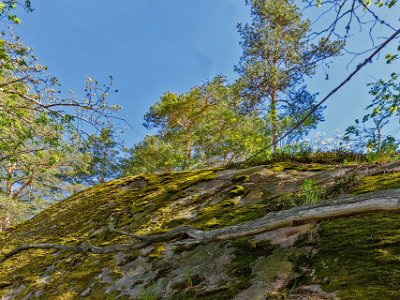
[185,192,299,231]
[0,169,219,299]
[326,172,360,197]
[295,212,400,299]
[169,239,277,300]
[268,162,336,172]
[226,238,277,293]
[351,171,400,195]
[137,284,161,300]
[270,163,290,172]
[170,285,238,300]
[232,175,250,183]
[148,244,166,259]
[262,193,299,210]
[162,218,187,229]
[189,204,267,230]
[227,185,246,197]
[2,163,400,299]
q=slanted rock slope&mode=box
[1,161,400,300]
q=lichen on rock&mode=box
[1,162,400,299]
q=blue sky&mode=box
[12,0,400,146]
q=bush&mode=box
[299,179,325,205]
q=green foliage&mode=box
[329,173,360,196]
[121,135,183,175]
[299,179,325,204]
[138,286,160,300]
[0,29,121,228]
[76,127,123,184]
[124,76,266,173]
[345,73,400,155]
[237,0,343,149]
[0,1,32,24]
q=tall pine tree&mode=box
[236,0,343,151]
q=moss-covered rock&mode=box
[351,171,400,195]
[295,212,400,300]
[1,162,400,299]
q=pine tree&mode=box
[236,0,343,151]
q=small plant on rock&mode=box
[300,179,325,204]
[138,285,161,300]
[330,173,360,196]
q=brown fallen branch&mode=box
[1,190,399,264]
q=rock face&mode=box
[1,162,400,300]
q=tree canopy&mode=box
[123,76,266,173]
[236,0,343,151]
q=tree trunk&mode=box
[270,29,280,152]
[271,89,278,152]
[183,137,193,170]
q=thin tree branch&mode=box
[0,76,28,88]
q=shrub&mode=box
[299,179,325,204]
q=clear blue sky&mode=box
[12,0,400,146]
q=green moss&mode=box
[170,239,277,300]
[3,163,400,299]
[268,162,336,172]
[185,191,300,231]
[327,172,360,197]
[0,169,219,298]
[262,193,299,210]
[232,175,250,183]
[270,163,290,172]
[351,171,400,195]
[228,238,276,290]
[189,203,267,230]
[170,285,240,300]
[227,185,246,197]
[138,286,160,300]
[162,218,187,229]
[148,244,166,258]
[296,212,400,299]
